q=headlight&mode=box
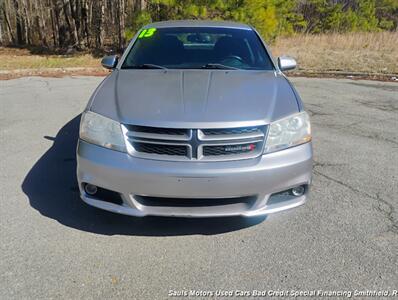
[264,111,311,153]
[79,111,126,152]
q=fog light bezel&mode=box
[84,183,98,195]
[291,185,306,197]
[82,183,124,206]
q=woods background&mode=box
[0,0,397,53]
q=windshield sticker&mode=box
[138,28,157,39]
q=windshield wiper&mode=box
[201,63,239,70]
[123,64,167,69]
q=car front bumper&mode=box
[77,140,313,217]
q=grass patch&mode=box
[0,47,100,70]
[271,32,398,74]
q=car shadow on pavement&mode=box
[22,115,265,236]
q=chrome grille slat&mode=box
[198,126,265,141]
[122,124,267,161]
[198,131,264,141]
[202,127,260,135]
[128,137,188,145]
[128,125,188,136]
[125,125,191,141]
[127,131,191,141]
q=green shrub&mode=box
[124,0,398,42]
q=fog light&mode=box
[291,185,305,197]
[85,184,98,195]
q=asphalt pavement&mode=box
[1,76,397,299]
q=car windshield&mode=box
[121,27,274,70]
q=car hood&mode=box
[90,69,299,128]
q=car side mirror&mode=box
[101,55,118,69]
[278,56,297,71]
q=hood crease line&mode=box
[180,71,186,114]
[204,71,213,113]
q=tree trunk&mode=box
[38,1,48,48]
[118,0,125,51]
[62,0,79,46]
[13,0,24,45]
[141,0,147,10]
[0,16,3,45]
[22,0,30,45]
[81,0,90,48]
[69,0,82,47]
[94,0,105,50]
[2,0,15,44]
[51,0,61,47]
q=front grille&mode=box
[132,142,188,156]
[123,124,267,161]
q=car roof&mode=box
[143,20,252,30]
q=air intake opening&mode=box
[134,195,256,208]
